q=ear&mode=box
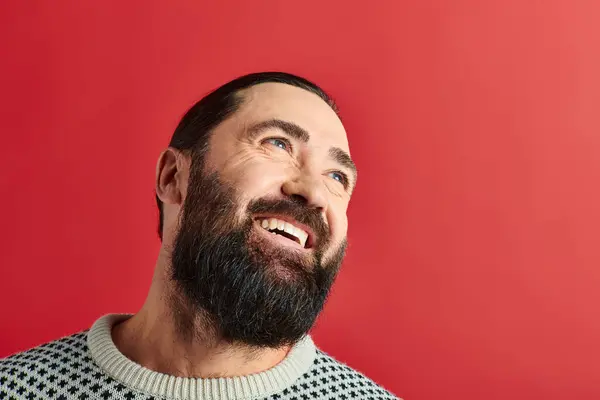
[155,148,190,208]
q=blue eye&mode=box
[329,171,348,186]
[265,137,290,151]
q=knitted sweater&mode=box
[0,315,399,400]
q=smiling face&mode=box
[166,82,356,347]
[205,83,355,265]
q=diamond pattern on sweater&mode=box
[1,332,398,399]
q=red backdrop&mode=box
[2,1,600,399]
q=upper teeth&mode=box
[259,218,309,248]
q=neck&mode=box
[112,248,290,378]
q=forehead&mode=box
[234,83,350,153]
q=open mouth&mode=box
[255,217,312,248]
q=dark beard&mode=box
[169,156,346,348]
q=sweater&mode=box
[0,314,399,400]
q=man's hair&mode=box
[156,72,338,240]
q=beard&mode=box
[169,155,347,348]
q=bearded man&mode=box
[1,72,399,400]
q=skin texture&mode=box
[112,83,355,378]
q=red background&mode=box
[2,1,600,399]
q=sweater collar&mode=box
[87,314,316,400]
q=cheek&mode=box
[224,155,289,198]
[322,216,349,264]
[332,213,349,243]
[324,203,349,254]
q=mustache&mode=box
[247,197,330,248]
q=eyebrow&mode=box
[246,118,358,188]
[247,119,310,142]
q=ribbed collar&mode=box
[87,314,316,400]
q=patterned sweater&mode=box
[0,315,399,400]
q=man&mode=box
[1,72,398,399]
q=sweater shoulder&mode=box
[299,348,401,399]
[0,332,93,388]
[1,331,89,366]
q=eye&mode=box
[264,137,291,151]
[328,171,349,187]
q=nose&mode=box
[281,173,328,212]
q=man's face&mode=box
[170,83,355,347]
